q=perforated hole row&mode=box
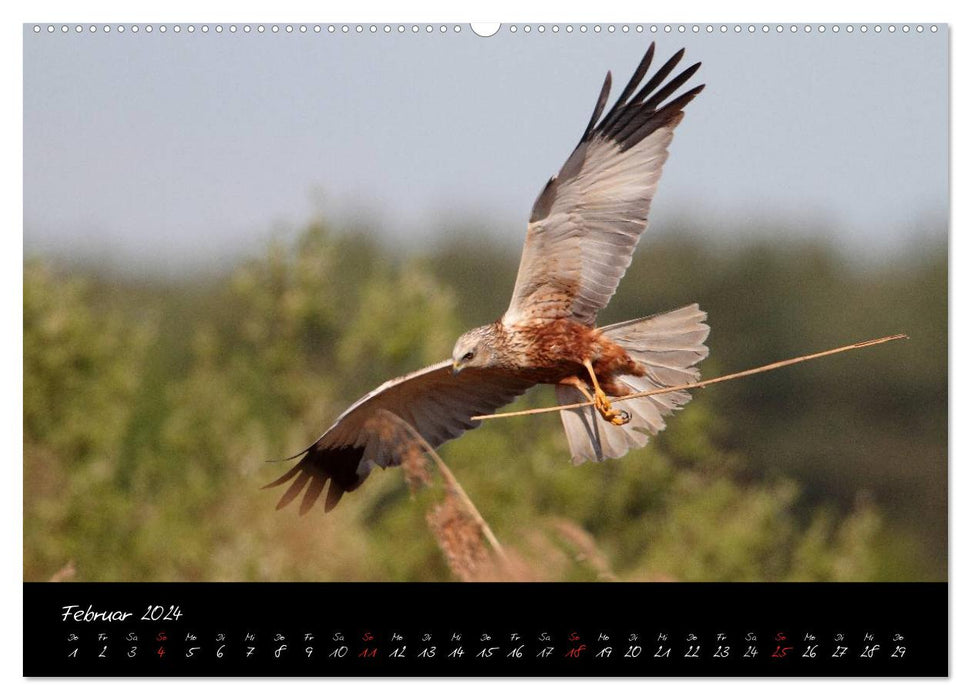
[31,23,940,36]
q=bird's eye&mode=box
[462,351,474,361]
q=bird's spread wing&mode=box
[266,362,535,513]
[504,44,704,327]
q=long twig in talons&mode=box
[472,333,908,422]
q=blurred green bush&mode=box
[23,219,946,582]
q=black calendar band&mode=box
[23,581,947,677]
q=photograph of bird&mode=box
[267,43,709,513]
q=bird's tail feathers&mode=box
[557,304,709,464]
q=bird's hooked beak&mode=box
[451,360,462,376]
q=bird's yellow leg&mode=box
[562,374,626,425]
[581,359,631,426]
[560,375,596,403]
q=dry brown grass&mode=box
[48,560,76,582]
[370,409,615,582]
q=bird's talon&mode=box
[592,391,630,426]
[607,410,630,426]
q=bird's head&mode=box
[450,325,497,374]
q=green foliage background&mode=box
[23,219,947,582]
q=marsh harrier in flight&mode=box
[268,44,709,513]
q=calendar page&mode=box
[22,21,948,677]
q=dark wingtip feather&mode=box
[262,464,302,490]
[659,82,706,115]
[598,43,656,135]
[275,469,312,511]
[613,44,656,108]
[580,71,612,144]
[324,481,346,513]
[620,83,706,149]
[582,46,703,152]
[265,444,367,514]
[644,61,702,111]
[626,47,686,107]
[299,473,327,516]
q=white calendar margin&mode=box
[3,0,963,697]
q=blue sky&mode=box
[23,24,948,273]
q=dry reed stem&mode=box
[426,499,494,582]
[372,410,508,562]
[48,560,76,582]
[369,414,628,582]
[473,333,908,422]
[549,518,617,581]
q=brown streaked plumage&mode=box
[268,43,710,513]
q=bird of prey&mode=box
[267,43,710,513]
